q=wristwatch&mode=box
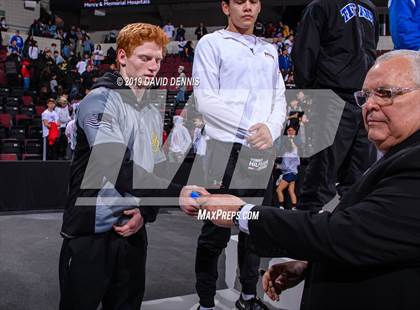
[232,204,246,227]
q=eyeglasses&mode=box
[354,87,420,108]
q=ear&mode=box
[117,49,127,67]
[221,1,230,17]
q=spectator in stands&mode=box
[195,22,208,40]
[23,35,34,58]
[107,63,117,73]
[389,0,420,51]
[276,135,300,210]
[175,24,186,41]
[28,40,39,61]
[175,65,187,105]
[62,42,72,59]
[282,22,290,37]
[184,41,194,62]
[168,115,192,163]
[47,20,57,38]
[163,21,175,39]
[93,44,104,66]
[0,16,8,32]
[29,19,41,36]
[104,30,116,43]
[81,64,95,92]
[50,74,58,96]
[21,58,31,90]
[265,22,276,38]
[178,39,187,58]
[284,35,294,53]
[192,115,209,184]
[106,46,117,64]
[82,35,94,55]
[50,42,58,54]
[42,98,60,160]
[274,21,283,37]
[254,20,265,37]
[285,72,295,89]
[54,50,64,65]
[278,48,292,76]
[65,118,76,159]
[10,30,24,53]
[55,96,71,159]
[76,56,87,75]
[8,40,21,57]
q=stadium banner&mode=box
[82,0,151,9]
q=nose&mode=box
[149,59,159,72]
[363,94,380,111]
[243,0,252,10]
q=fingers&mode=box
[113,210,144,237]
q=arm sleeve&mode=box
[192,37,248,136]
[249,168,420,266]
[390,0,420,49]
[78,91,181,223]
[265,49,287,141]
[292,2,326,88]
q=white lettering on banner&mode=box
[197,209,260,221]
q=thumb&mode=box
[195,195,209,206]
[249,123,262,132]
[123,209,139,216]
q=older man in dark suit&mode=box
[180,49,420,310]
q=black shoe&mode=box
[235,295,269,310]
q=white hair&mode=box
[376,50,420,86]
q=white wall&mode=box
[2,31,61,53]
[0,0,40,32]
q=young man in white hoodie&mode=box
[182,1,287,309]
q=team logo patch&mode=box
[85,113,113,131]
[151,132,160,153]
[340,3,374,25]
[248,157,269,171]
[264,52,275,60]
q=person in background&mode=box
[254,20,265,37]
[93,44,104,66]
[195,22,208,40]
[276,135,300,210]
[178,39,187,58]
[168,115,192,163]
[184,41,194,62]
[0,16,8,32]
[175,65,187,105]
[54,50,64,65]
[50,74,58,96]
[28,40,39,61]
[163,21,175,39]
[55,96,72,160]
[389,0,420,51]
[42,98,60,160]
[175,24,186,41]
[278,48,292,77]
[65,118,76,160]
[192,114,209,185]
[9,30,23,53]
[292,0,379,211]
[21,58,31,90]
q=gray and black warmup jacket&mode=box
[61,72,180,238]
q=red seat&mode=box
[0,113,12,129]
[22,95,33,106]
[35,106,45,117]
[0,153,18,161]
